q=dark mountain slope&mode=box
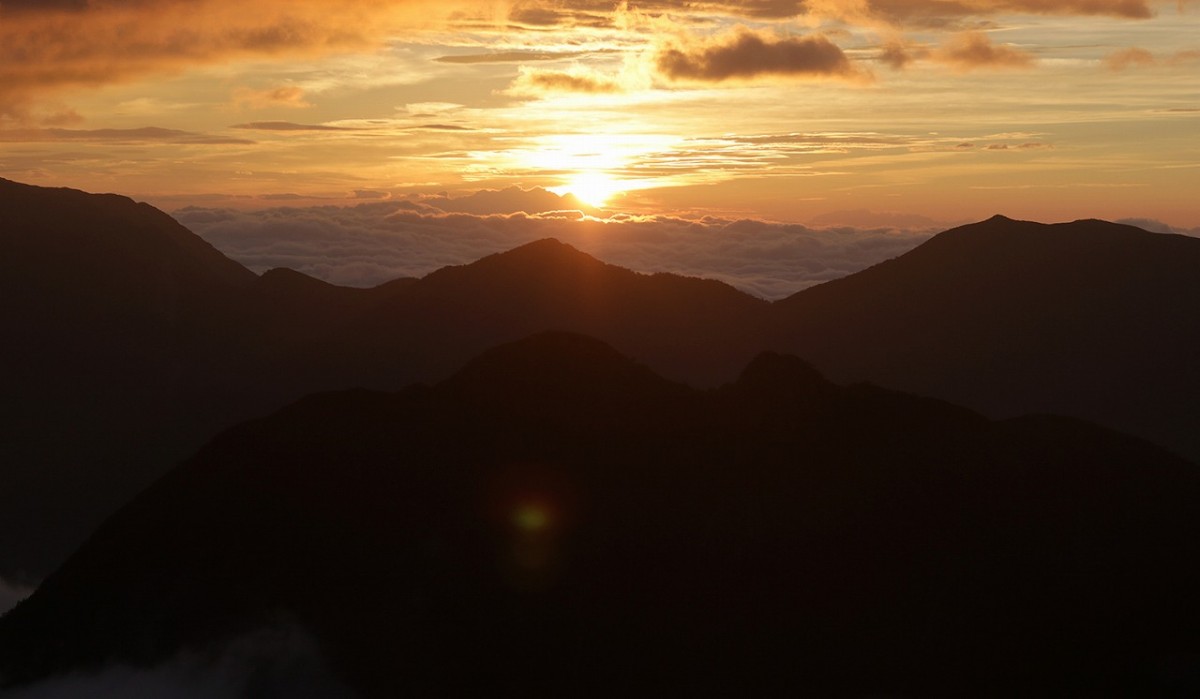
[326,238,770,388]
[0,180,766,578]
[2,333,1196,697]
[771,215,1200,460]
[0,179,260,579]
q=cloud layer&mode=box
[175,190,939,300]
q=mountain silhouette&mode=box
[1,332,1195,696]
[771,214,1200,462]
[3,178,1198,584]
[0,179,764,578]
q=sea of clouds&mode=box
[177,193,941,301]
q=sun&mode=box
[560,172,623,208]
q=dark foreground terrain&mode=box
[3,333,1197,696]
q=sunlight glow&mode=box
[555,172,624,207]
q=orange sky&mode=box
[1,0,1198,228]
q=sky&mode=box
[1,1,1197,235]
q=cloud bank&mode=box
[175,190,939,300]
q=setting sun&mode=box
[559,172,624,208]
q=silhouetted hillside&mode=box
[0,178,259,579]
[2,333,1195,696]
[333,238,769,387]
[3,178,1198,584]
[771,214,1200,461]
[0,180,765,578]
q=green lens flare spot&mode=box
[513,504,549,532]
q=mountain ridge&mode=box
[2,177,1197,581]
[2,331,1195,696]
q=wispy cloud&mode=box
[230,121,357,132]
[231,85,312,110]
[0,126,253,145]
[933,32,1036,70]
[507,68,625,95]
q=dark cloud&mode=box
[656,30,869,83]
[175,194,938,299]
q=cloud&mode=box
[231,85,312,109]
[434,50,596,64]
[1104,47,1200,70]
[507,68,625,95]
[420,186,594,215]
[0,0,1172,119]
[1115,217,1199,236]
[2,622,356,699]
[174,192,938,299]
[984,141,1051,150]
[850,0,1153,26]
[0,126,253,145]
[655,29,871,83]
[1104,46,1157,70]
[878,40,923,69]
[0,0,460,119]
[230,121,355,131]
[0,575,35,616]
[933,31,1035,70]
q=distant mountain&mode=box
[2,333,1196,696]
[770,215,1200,462]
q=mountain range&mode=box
[2,176,1198,585]
[2,332,1196,696]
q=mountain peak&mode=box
[442,331,685,402]
[736,351,831,397]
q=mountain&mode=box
[771,215,1200,462]
[2,333,1196,696]
[0,179,765,578]
[0,178,259,580]
[4,178,1198,582]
